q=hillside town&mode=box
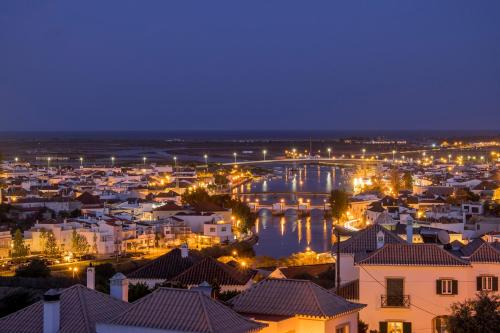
[0,147,498,333]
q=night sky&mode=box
[1,1,499,131]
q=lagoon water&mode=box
[239,164,351,257]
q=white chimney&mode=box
[180,243,189,258]
[87,263,95,290]
[376,230,385,249]
[110,273,128,302]
[43,289,61,333]
[406,219,414,244]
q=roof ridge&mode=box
[198,291,215,333]
[307,281,326,316]
[75,284,93,333]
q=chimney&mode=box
[110,273,128,302]
[86,263,95,290]
[406,219,413,244]
[43,289,61,333]
[191,281,212,297]
[376,230,385,249]
[180,243,188,258]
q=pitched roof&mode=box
[358,243,470,266]
[191,201,228,212]
[337,224,404,254]
[106,288,264,333]
[277,263,333,279]
[228,279,364,319]
[153,202,184,211]
[0,284,130,333]
[170,256,255,286]
[128,248,203,280]
[459,239,500,263]
[76,192,101,205]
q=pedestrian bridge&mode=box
[247,201,331,216]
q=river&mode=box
[237,164,352,257]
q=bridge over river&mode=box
[222,157,382,167]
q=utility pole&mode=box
[335,226,341,293]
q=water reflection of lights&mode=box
[255,218,259,233]
[306,217,311,245]
[297,219,302,243]
[262,180,268,192]
[280,217,285,236]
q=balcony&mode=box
[380,295,411,308]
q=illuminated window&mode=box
[387,322,403,333]
[432,316,448,333]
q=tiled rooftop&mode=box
[228,279,365,318]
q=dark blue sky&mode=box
[1,1,499,131]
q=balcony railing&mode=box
[380,295,411,308]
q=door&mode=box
[387,278,404,306]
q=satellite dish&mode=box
[437,230,450,245]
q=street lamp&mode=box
[14,157,18,163]
[327,148,331,159]
[362,148,366,159]
[173,156,178,188]
[47,157,51,168]
[204,154,208,167]
[392,150,396,162]
[143,156,147,165]
[80,157,83,167]
[448,154,452,163]
[111,156,115,167]
[233,152,237,164]
[262,149,267,161]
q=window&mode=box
[433,316,449,333]
[441,280,452,294]
[209,227,216,233]
[335,324,349,333]
[436,279,457,295]
[477,275,498,291]
[379,322,412,333]
[221,227,226,232]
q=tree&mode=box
[402,172,413,190]
[92,232,98,255]
[358,320,368,333]
[447,292,500,333]
[329,189,349,223]
[0,288,38,318]
[44,231,60,257]
[15,258,51,278]
[389,168,401,195]
[71,230,89,257]
[128,283,152,302]
[11,229,29,260]
[95,263,116,293]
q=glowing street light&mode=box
[392,150,396,162]
[14,157,18,163]
[204,154,208,167]
[47,157,51,168]
[448,154,452,163]
[173,156,178,188]
[262,149,267,161]
[361,148,366,159]
[233,152,237,164]
[327,148,331,159]
[143,156,147,165]
[79,157,83,167]
[111,156,115,166]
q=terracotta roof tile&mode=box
[358,243,470,266]
[106,288,264,333]
[460,239,500,263]
[171,256,255,286]
[0,285,130,333]
[337,224,404,254]
[128,248,203,280]
[228,279,365,318]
